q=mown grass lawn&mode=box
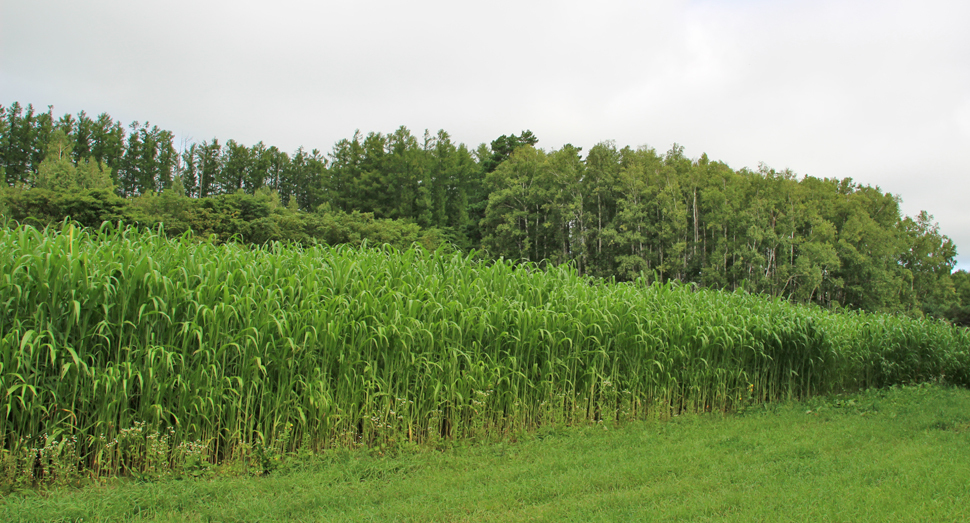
[4,383,969,522]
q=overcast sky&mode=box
[2,0,968,267]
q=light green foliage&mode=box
[76,157,114,190]
[32,130,114,192]
[1,223,968,487]
[32,130,77,191]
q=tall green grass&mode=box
[1,222,968,484]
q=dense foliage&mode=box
[1,102,964,320]
[2,224,968,483]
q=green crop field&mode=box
[1,222,969,488]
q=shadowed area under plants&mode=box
[2,384,969,522]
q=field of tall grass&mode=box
[1,222,968,486]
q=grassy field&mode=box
[3,383,968,522]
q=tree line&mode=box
[2,101,968,322]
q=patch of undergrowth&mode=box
[4,383,969,522]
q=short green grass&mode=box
[4,384,969,522]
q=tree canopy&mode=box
[1,101,965,322]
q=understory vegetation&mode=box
[2,223,968,488]
[3,384,969,521]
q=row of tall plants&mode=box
[2,222,968,485]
